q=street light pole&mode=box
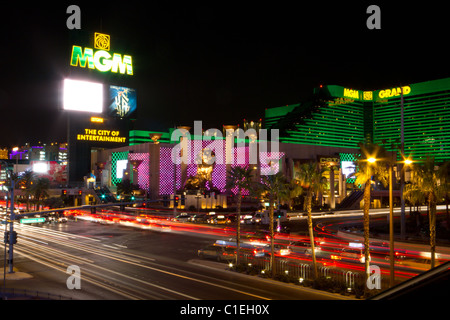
[400,87,406,240]
[389,164,395,287]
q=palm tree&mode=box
[117,178,140,201]
[31,177,50,211]
[225,165,254,266]
[259,171,288,278]
[296,162,328,279]
[411,157,445,268]
[354,142,389,284]
[19,169,35,212]
[404,180,425,228]
[286,178,304,210]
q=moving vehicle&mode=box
[289,240,321,256]
[198,244,236,262]
[173,213,191,222]
[251,210,287,224]
[272,244,291,256]
[188,214,208,223]
[240,214,254,224]
[207,215,231,224]
[331,243,371,264]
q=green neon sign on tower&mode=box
[70,32,133,75]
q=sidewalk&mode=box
[0,267,70,300]
[0,267,33,280]
[188,258,355,300]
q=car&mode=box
[198,245,236,262]
[256,244,291,257]
[188,214,208,223]
[240,214,254,224]
[273,244,291,256]
[207,215,231,224]
[332,246,370,264]
[173,213,191,222]
[289,241,316,255]
[251,212,264,224]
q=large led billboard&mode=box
[63,79,103,113]
[108,85,137,119]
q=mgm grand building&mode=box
[92,77,450,210]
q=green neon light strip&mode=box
[111,151,129,186]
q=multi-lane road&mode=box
[3,206,449,302]
[3,218,349,301]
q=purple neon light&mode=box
[230,146,250,195]
[159,141,284,196]
[159,147,181,195]
[259,151,284,176]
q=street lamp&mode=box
[404,159,413,165]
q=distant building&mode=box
[0,148,8,160]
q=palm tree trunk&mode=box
[363,179,371,286]
[306,192,318,279]
[269,195,275,278]
[236,189,242,266]
[429,194,436,269]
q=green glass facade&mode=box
[265,85,366,148]
[265,78,450,163]
[373,79,450,162]
[111,151,129,185]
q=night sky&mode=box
[1,2,449,147]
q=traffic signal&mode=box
[131,195,135,201]
[3,231,16,244]
[10,231,17,244]
[163,195,169,207]
[62,189,67,196]
[78,190,82,196]
[174,196,179,207]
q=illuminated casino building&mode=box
[266,78,450,163]
[91,77,449,209]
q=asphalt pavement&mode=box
[0,220,352,301]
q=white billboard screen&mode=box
[116,160,128,179]
[33,162,49,173]
[63,79,103,113]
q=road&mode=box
[1,219,348,301]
